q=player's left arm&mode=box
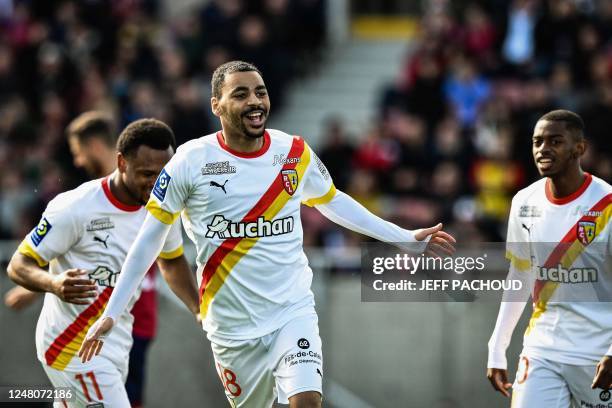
[592,221,612,390]
[156,255,199,319]
[315,191,455,256]
[155,219,198,319]
[301,143,455,255]
[4,286,41,310]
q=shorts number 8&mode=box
[216,362,242,397]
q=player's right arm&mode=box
[486,301,527,397]
[79,153,191,362]
[7,254,96,305]
[7,198,97,305]
[79,214,173,362]
[486,195,532,397]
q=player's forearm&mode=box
[102,214,172,321]
[7,253,53,293]
[316,190,419,244]
[156,255,199,316]
[487,299,528,369]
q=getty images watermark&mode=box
[361,242,610,302]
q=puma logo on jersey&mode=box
[210,180,228,194]
[205,215,294,238]
[93,234,110,248]
[89,266,118,287]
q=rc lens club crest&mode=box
[577,221,596,245]
[281,169,298,195]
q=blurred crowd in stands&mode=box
[304,0,612,257]
[1,0,611,262]
[0,0,325,240]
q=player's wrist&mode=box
[487,350,507,370]
[99,313,116,328]
[48,274,61,297]
[190,304,199,316]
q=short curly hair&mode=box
[116,118,176,158]
[211,60,262,99]
[538,109,585,140]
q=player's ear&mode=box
[574,138,587,159]
[117,152,127,173]
[211,97,221,117]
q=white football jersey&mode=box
[19,176,183,371]
[146,129,336,342]
[506,173,612,365]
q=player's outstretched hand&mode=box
[592,355,612,389]
[414,223,456,258]
[78,317,114,363]
[4,286,40,310]
[487,368,512,397]
[51,269,97,305]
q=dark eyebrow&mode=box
[229,85,267,95]
[230,86,249,94]
[532,134,564,139]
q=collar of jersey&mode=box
[545,172,592,205]
[216,130,271,158]
[102,176,141,212]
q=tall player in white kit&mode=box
[79,61,456,407]
[486,110,612,407]
[7,119,199,407]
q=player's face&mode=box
[68,136,105,177]
[121,145,174,205]
[532,120,583,177]
[214,71,270,139]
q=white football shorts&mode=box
[42,356,130,408]
[211,313,323,407]
[511,354,610,408]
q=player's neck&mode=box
[220,129,264,153]
[108,171,141,207]
[548,168,586,199]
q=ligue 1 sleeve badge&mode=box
[153,168,171,201]
[281,169,298,195]
[31,217,52,246]
[577,221,596,245]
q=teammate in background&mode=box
[80,61,455,408]
[4,112,117,310]
[486,110,612,406]
[7,119,199,407]
[4,111,163,407]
